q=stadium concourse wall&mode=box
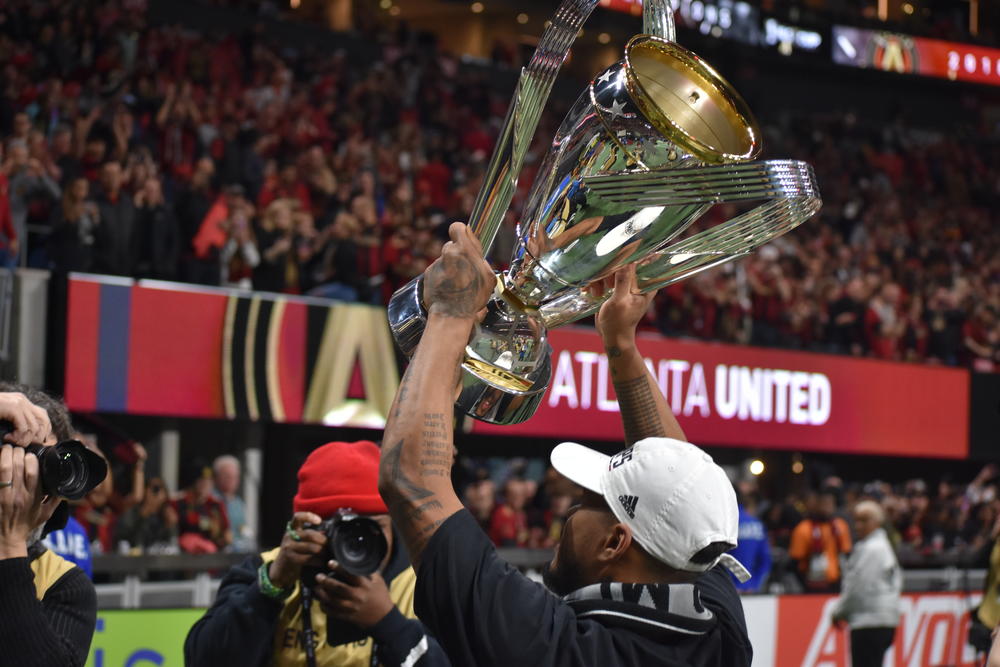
[55,273,993,460]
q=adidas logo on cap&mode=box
[618,494,638,519]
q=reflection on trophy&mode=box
[388,0,821,425]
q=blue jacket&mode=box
[729,507,771,593]
[42,516,93,578]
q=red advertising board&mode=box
[472,329,970,458]
[833,25,1000,87]
[750,592,982,667]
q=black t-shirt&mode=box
[414,510,752,667]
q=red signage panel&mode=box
[769,592,981,667]
[833,25,1000,87]
[472,328,970,458]
[600,0,643,14]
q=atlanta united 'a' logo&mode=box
[868,33,919,74]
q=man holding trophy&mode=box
[381,1,820,665]
[380,225,753,666]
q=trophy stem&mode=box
[643,0,677,42]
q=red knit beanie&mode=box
[293,441,388,517]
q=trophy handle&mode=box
[537,160,821,328]
[468,0,601,255]
[581,160,817,207]
[644,0,677,42]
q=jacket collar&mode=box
[564,581,717,640]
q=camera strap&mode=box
[299,583,380,667]
[300,584,318,667]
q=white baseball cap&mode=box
[550,437,751,582]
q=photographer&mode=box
[185,440,449,667]
[0,388,98,667]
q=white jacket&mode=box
[830,528,902,629]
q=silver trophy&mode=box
[388,0,821,425]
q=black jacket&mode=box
[133,203,180,280]
[0,543,97,667]
[415,510,753,667]
[93,192,136,276]
[185,535,450,667]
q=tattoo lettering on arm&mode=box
[419,413,453,473]
[380,438,445,555]
[613,375,667,446]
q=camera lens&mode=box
[331,517,388,576]
[27,441,107,500]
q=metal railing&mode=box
[91,552,987,609]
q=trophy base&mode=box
[387,277,553,425]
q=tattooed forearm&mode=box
[380,438,445,553]
[381,313,475,563]
[381,438,434,505]
[614,374,667,446]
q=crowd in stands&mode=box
[0,0,997,370]
[455,457,1000,592]
[61,440,254,559]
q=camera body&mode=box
[303,508,388,578]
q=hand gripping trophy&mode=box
[389,0,821,425]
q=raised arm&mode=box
[595,265,686,445]
[379,222,494,565]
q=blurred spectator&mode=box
[74,443,116,554]
[257,160,310,212]
[114,477,179,553]
[489,478,530,548]
[0,144,18,268]
[253,198,299,292]
[6,138,60,265]
[789,489,853,593]
[219,190,260,289]
[306,211,362,301]
[865,282,906,359]
[174,463,231,554]
[826,277,867,355]
[212,455,253,552]
[133,175,180,280]
[731,491,772,593]
[830,500,902,667]
[924,287,965,366]
[462,471,495,534]
[175,157,218,283]
[93,161,135,276]
[48,176,99,273]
